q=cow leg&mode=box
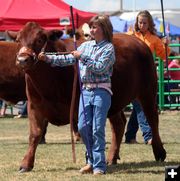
[39,121,48,144]
[19,112,47,173]
[73,118,81,142]
[139,96,166,161]
[106,111,127,164]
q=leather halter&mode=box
[16,41,48,66]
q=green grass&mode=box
[0,111,179,181]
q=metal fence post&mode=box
[157,58,165,111]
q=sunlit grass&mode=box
[0,111,179,181]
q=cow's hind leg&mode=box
[139,95,166,161]
[19,114,48,173]
[39,121,48,144]
[107,111,127,164]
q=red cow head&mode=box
[8,22,66,70]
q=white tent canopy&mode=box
[119,10,180,27]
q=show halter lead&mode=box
[70,6,92,162]
[69,6,77,163]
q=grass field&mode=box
[0,111,179,181]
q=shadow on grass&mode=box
[0,141,83,146]
[33,161,179,174]
[107,161,180,174]
[34,166,80,173]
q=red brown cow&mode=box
[0,31,77,143]
[0,41,26,104]
[13,22,166,172]
[0,40,50,143]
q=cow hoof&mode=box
[106,159,118,165]
[74,136,81,142]
[39,139,46,144]
[19,167,33,173]
[155,149,166,162]
[74,133,81,142]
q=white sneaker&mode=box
[14,114,25,119]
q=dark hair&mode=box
[89,15,113,42]
[169,51,178,57]
[134,10,157,35]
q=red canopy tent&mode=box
[0,0,96,31]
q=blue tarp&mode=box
[109,16,127,32]
[110,16,180,36]
[154,18,180,36]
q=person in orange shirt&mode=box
[125,10,170,144]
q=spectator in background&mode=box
[168,52,180,81]
[165,51,180,104]
[125,10,170,145]
[14,101,27,119]
[0,100,7,117]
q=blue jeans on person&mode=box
[165,82,179,104]
[163,77,179,105]
[0,100,3,108]
[125,108,139,142]
[78,88,111,173]
[125,100,152,143]
[19,101,27,115]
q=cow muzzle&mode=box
[16,46,37,68]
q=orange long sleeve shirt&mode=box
[127,31,170,61]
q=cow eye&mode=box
[15,38,20,43]
[37,39,43,44]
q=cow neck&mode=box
[25,71,44,102]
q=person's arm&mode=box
[38,53,76,67]
[155,36,170,61]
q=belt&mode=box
[82,83,113,95]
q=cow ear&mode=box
[5,30,18,41]
[66,29,82,40]
[47,30,63,41]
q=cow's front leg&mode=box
[19,110,47,173]
[107,111,127,164]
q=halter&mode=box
[16,41,48,66]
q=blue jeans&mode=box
[0,100,2,108]
[0,100,6,109]
[18,101,27,116]
[78,88,111,173]
[125,108,138,141]
[19,101,27,115]
[125,100,152,143]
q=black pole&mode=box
[160,0,168,66]
[160,0,166,37]
[70,6,77,49]
[160,0,171,109]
